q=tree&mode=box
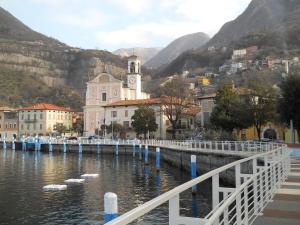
[54,123,67,135]
[102,122,123,138]
[278,73,300,141]
[247,82,278,140]
[158,76,191,139]
[131,106,158,139]
[210,85,252,135]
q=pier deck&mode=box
[253,156,300,225]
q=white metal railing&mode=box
[40,138,283,154]
[103,144,290,225]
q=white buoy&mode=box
[81,174,99,178]
[43,184,67,191]
[64,179,85,184]
[104,192,118,222]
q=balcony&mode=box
[24,119,37,123]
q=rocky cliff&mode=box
[0,7,128,110]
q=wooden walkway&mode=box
[253,155,300,225]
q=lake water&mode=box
[0,149,211,225]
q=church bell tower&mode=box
[127,55,142,99]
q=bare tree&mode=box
[159,76,192,139]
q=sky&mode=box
[1,0,251,51]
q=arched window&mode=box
[130,62,135,73]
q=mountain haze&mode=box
[144,32,210,69]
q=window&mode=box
[0,116,2,120]
[34,114,36,120]
[14,124,16,129]
[40,124,42,130]
[9,123,12,128]
[102,93,107,101]
[27,124,30,130]
[21,124,23,130]
[27,114,30,120]
[165,120,170,126]
[111,111,117,118]
[40,114,43,119]
[125,110,128,117]
[5,124,7,129]
[21,114,24,120]
[0,124,1,128]
[123,121,130,129]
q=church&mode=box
[83,55,150,136]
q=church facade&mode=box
[83,56,150,136]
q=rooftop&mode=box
[0,106,16,112]
[18,103,72,111]
[105,98,162,107]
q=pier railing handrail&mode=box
[104,144,290,225]
[38,138,283,154]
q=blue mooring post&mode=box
[3,139,6,150]
[78,142,82,154]
[22,139,26,151]
[156,147,160,172]
[63,142,67,153]
[49,142,53,152]
[133,143,136,157]
[35,139,38,151]
[115,142,119,156]
[139,144,142,160]
[144,145,149,165]
[97,142,100,154]
[104,192,118,222]
[191,155,197,194]
[12,139,15,150]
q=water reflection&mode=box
[0,149,212,225]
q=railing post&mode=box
[169,194,180,224]
[212,173,219,208]
[235,164,241,224]
[253,158,259,215]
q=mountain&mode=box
[144,32,210,69]
[157,0,300,77]
[0,7,127,111]
[113,47,162,64]
[207,0,300,47]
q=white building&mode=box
[103,98,168,139]
[0,107,18,140]
[83,56,150,136]
[18,103,73,137]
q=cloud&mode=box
[96,21,207,48]
[108,0,152,14]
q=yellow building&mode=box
[236,122,298,143]
[197,76,210,86]
[18,103,73,137]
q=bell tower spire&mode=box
[127,55,142,99]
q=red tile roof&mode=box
[18,103,72,111]
[104,98,162,107]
